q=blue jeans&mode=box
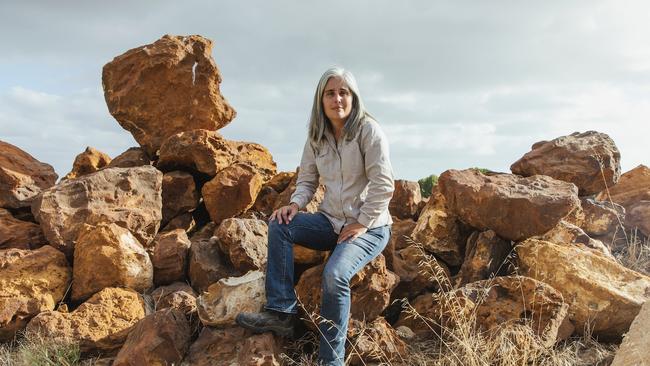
[265,212,391,365]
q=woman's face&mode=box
[322,77,353,125]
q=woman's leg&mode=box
[318,225,391,365]
[265,212,338,314]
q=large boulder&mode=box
[150,282,197,315]
[596,165,650,236]
[457,230,511,286]
[157,129,234,176]
[188,223,234,292]
[579,197,625,237]
[102,34,236,156]
[63,146,111,180]
[626,201,650,238]
[26,287,148,352]
[196,270,265,327]
[112,308,191,366]
[215,218,268,273]
[161,171,199,225]
[202,163,264,224]
[611,301,650,366]
[230,141,277,182]
[535,220,612,258]
[348,317,408,365]
[389,180,422,220]
[510,131,621,196]
[0,246,71,341]
[391,245,451,300]
[185,326,280,366]
[516,239,650,338]
[107,147,150,169]
[32,166,163,256]
[438,169,580,241]
[0,140,57,209]
[296,254,399,323]
[252,172,296,216]
[72,223,153,301]
[0,208,47,250]
[152,229,191,286]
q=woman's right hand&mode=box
[270,202,299,224]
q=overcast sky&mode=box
[1,1,649,181]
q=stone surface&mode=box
[202,163,264,224]
[252,172,296,216]
[188,223,234,292]
[215,218,268,273]
[382,217,417,271]
[626,201,650,237]
[27,287,147,352]
[389,180,422,220]
[294,245,327,265]
[348,317,408,365]
[63,146,111,180]
[0,140,58,208]
[0,208,47,249]
[274,169,325,214]
[391,245,451,300]
[106,147,150,169]
[33,166,162,256]
[0,246,71,341]
[457,230,511,286]
[511,131,621,195]
[157,129,234,176]
[410,191,466,266]
[185,326,280,366]
[161,171,199,224]
[102,34,236,156]
[150,282,197,315]
[72,223,153,301]
[230,140,277,182]
[580,197,625,236]
[160,212,196,233]
[516,239,650,338]
[596,164,650,208]
[197,270,265,327]
[438,169,580,241]
[112,308,191,366]
[536,220,612,258]
[152,229,191,286]
[296,254,399,323]
[611,300,650,366]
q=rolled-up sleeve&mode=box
[289,140,320,210]
[357,122,394,228]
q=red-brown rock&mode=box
[188,223,234,292]
[348,317,408,365]
[596,165,650,237]
[102,34,236,156]
[185,326,281,366]
[152,229,191,286]
[157,129,234,176]
[391,245,451,300]
[63,146,111,180]
[580,197,625,237]
[438,169,580,241]
[107,147,151,169]
[230,141,277,182]
[0,140,57,209]
[161,171,199,224]
[202,163,264,224]
[457,230,511,286]
[511,131,621,195]
[215,218,268,273]
[150,282,197,315]
[389,180,422,219]
[0,208,47,250]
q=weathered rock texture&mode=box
[157,129,234,176]
[596,165,650,236]
[389,180,422,219]
[511,131,621,195]
[107,147,150,169]
[215,218,268,272]
[516,239,650,338]
[0,140,58,208]
[161,171,199,224]
[0,208,47,249]
[197,270,265,327]
[102,34,236,156]
[188,223,233,292]
[611,300,650,366]
[185,326,280,366]
[230,140,277,182]
[112,308,191,366]
[457,230,511,286]
[33,166,162,256]
[63,146,111,180]
[202,163,264,223]
[391,245,451,300]
[536,220,612,258]
[580,197,624,236]
[439,169,580,241]
[0,246,71,341]
[152,229,191,286]
[348,317,408,365]
[27,287,147,352]
[151,282,197,315]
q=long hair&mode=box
[307,67,375,149]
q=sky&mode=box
[1,1,649,181]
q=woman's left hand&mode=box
[337,223,368,244]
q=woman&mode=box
[236,67,394,365]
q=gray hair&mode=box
[308,67,375,149]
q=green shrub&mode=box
[417,174,438,198]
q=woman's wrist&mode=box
[289,202,299,210]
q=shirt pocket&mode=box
[315,144,335,180]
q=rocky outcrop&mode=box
[185,326,280,366]
[511,131,621,195]
[202,163,264,224]
[112,308,191,366]
[33,166,162,256]
[439,169,580,241]
[0,140,57,209]
[63,146,111,180]
[107,147,150,169]
[457,230,511,286]
[389,180,422,219]
[197,270,265,327]
[214,218,268,273]
[0,208,47,250]
[152,229,191,286]
[611,301,650,366]
[157,129,234,176]
[102,34,236,156]
[150,282,197,315]
[27,287,148,352]
[516,239,650,338]
[0,246,71,341]
[188,223,233,292]
[161,171,199,224]
[72,224,153,301]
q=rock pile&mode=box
[0,34,648,364]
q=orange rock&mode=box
[162,171,199,225]
[348,317,408,365]
[107,147,151,169]
[0,208,47,250]
[579,197,624,236]
[157,129,234,176]
[202,163,264,224]
[230,141,277,182]
[185,326,281,366]
[391,245,451,300]
[457,230,511,286]
[103,35,236,156]
[188,223,234,293]
[63,146,111,180]
[389,180,422,219]
[152,229,191,286]
[151,282,197,315]
[596,165,650,236]
[0,140,57,209]
[215,218,268,273]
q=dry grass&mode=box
[613,228,650,275]
[0,331,81,366]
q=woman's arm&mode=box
[289,140,320,210]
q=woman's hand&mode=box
[337,223,368,243]
[270,202,299,225]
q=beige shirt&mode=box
[290,119,394,234]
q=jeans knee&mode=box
[268,219,289,242]
[321,267,348,294]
